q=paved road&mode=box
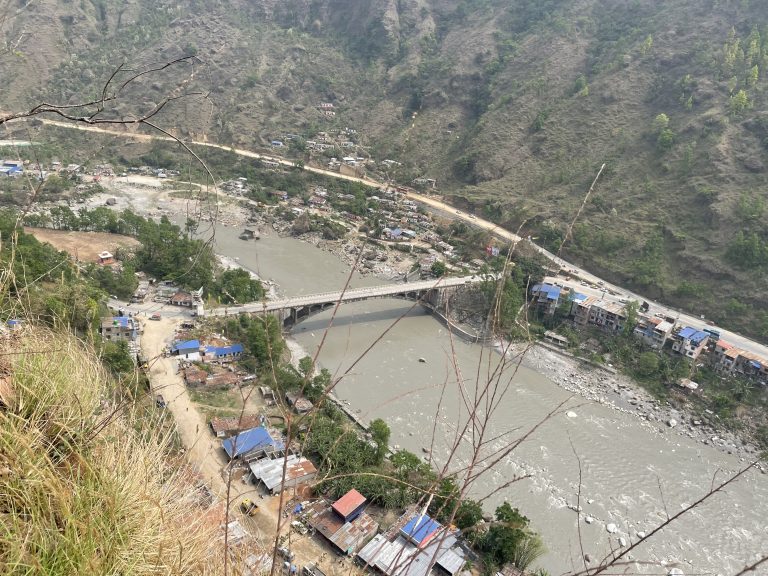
[35,118,768,359]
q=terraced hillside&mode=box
[3,0,768,338]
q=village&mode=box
[4,137,768,575]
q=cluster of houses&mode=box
[532,282,768,383]
[0,159,23,176]
[296,490,468,576]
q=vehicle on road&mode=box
[149,312,162,321]
[240,498,259,517]
[277,547,294,561]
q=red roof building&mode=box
[332,489,367,521]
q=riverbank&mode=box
[509,341,763,465]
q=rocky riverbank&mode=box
[511,341,765,467]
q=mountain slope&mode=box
[3,0,768,338]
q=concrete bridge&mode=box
[207,275,490,331]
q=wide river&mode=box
[208,223,765,575]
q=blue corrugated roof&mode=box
[532,283,561,300]
[172,339,200,352]
[678,327,696,339]
[222,426,283,458]
[109,316,131,328]
[400,514,442,545]
[205,343,244,357]
[570,292,588,303]
[690,331,710,344]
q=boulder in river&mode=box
[667,418,678,428]
[566,411,578,418]
[606,523,618,534]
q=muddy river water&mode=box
[208,223,765,575]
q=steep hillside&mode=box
[3,0,768,338]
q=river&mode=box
[208,223,765,575]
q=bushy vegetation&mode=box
[0,329,218,574]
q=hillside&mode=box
[3,0,768,338]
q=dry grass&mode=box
[0,328,220,575]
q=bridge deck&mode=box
[208,275,488,316]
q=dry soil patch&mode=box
[25,227,140,262]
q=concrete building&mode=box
[530,283,562,315]
[671,327,710,359]
[588,300,628,333]
[100,316,136,342]
[634,316,675,348]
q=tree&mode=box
[637,351,660,377]
[730,89,750,116]
[369,418,391,464]
[213,268,264,304]
[101,340,135,375]
[431,260,447,277]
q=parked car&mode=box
[277,547,295,561]
[150,313,162,321]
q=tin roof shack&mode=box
[248,454,317,494]
[170,291,195,307]
[285,391,313,414]
[306,490,379,555]
[97,251,116,266]
[333,489,367,521]
[357,518,463,576]
[223,426,285,460]
[171,339,202,361]
[204,343,244,363]
[210,414,262,438]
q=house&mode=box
[285,391,313,413]
[571,296,598,327]
[222,426,284,460]
[588,300,627,333]
[269,190,289,201]
[100,316,136,342]
[400,514,442,549]
[634,316,675,348]
[332,489,367,522]
[210,414,262,438]
[170,291,195,307]
[318,103,334,110]
[544,331,568,347]
[204,343,244,362]
[97,251,115,265]
[357,515,463,576]
[171,339,202,361]
[305,491,379,555]
[340,163,364,178]
[248,454,317,493]
[671,327,710,359]
[530,283,562,315]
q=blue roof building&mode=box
[400,514,442,548]
[171,339,201,360]
[205,343,244,360]
[672,327,711,359]
[531,283,563,315]
[222,426,284,459]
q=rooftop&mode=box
[332,489,367,518]
[172,339,201,352]
[222,427,283,459]
[400,514,441,546]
